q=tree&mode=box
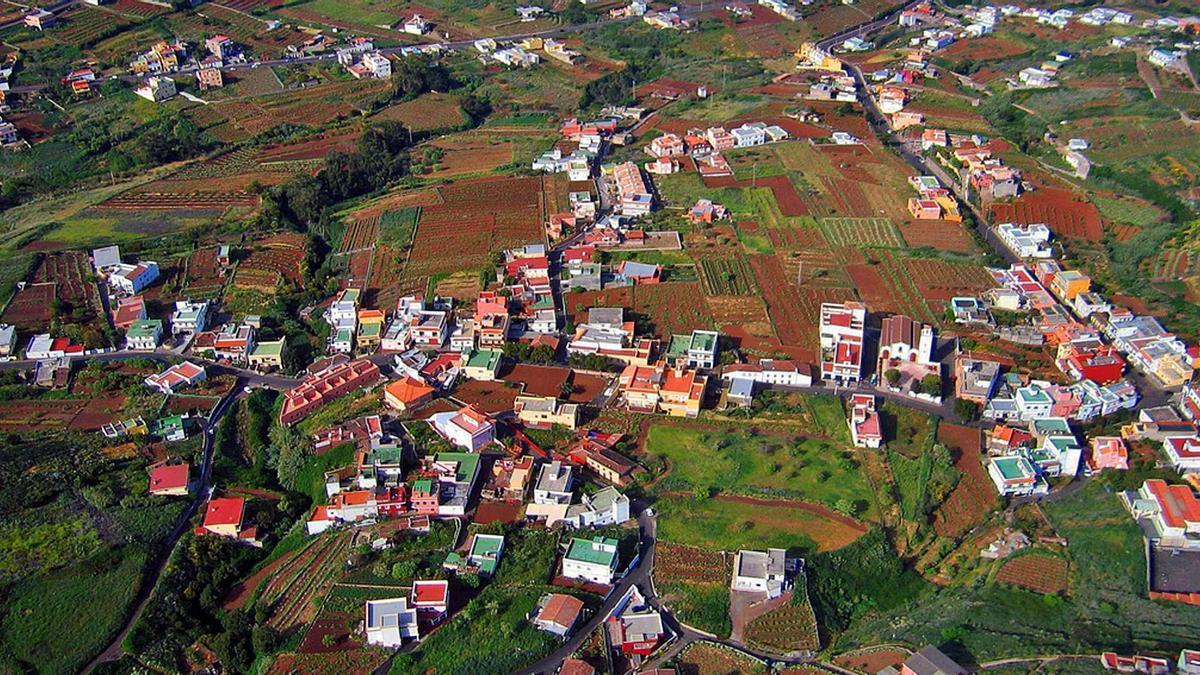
[273,426,309,490]
[529,344,558,365]
[954,398,980,421]
[921,373,942,396]
[884,368,901,387]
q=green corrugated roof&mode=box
[251,339,284,357]
[466,349,501,370]
[436,452,480,483]
[666,334,689,358]
[413,479,434,493]
[565,536,618,566]
[994,456,1031,480]
[127,319,162,338]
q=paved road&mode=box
[82,381,245,672]
[0,348,300,389]
[520,504,659,674]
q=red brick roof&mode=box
[148,463,188,492]
[203,497,245,528]
[537,593,584,628]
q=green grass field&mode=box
[1,548,145,674]
[654,494,866,553]
[644,425,873,512]
[293,0,404,26]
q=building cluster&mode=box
[906,174,961,222]
[337,38,392,79]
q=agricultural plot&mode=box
[338,215,378,253]
[765,225,826,250]
[697,255,757,295]
[184,247,227,299]
[33,251,102,321]
[654,543,733,639]
[0,397,125,432]
[996,551,1069,595]
[111,0,169,17]
[186,79,390,141]
[743,591,820,652]
[989,188,1102,241]
[820,218,905,248]
[235,233,305,290]
[404,176,545,278]
[569,282,714,340]
[1152,249,1200,281]
[1,282,54,329]
[931,424,996,537]
[748,253,808,345]
[53,7,134,47]
[898,220,976,253]
[900,257,997,302]
[262,532,352,631]
[377,207,420,249]
[97,191,259,212]
[372,93,468,132]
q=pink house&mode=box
[848,394,882,448]
[1088,437,1129,472]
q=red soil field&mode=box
[716,4,783,27]
[847,264,899,312]
[98,192,259,211]
[990,188,1102,241]
[941,36,1028,61]
[257,132,361,163]
[454,379,520,414]
[898,219,976,253]
[749,254,809,346]
[701,174,809,216]
[767,226,827,249]
[822,177,872,216]
[996,552,1069,595]
[1,282,54,328]
[835,650,909,674]
[933,424,995,537]
[901,258,996,301]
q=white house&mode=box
[731,548,789,598]
[561,536,619,585]
[721,359,812,389]
[135,76,176,102]
[171,300,210,335]
[403,14,429,34]
[1164,436,1200,474]
[987,455,1047,496]
[108,262,159,295]
[534,461,574,505]
[365,598,419,646]
[430,405,495,451]
[571,486,630,527]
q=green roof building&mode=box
[126,319,163,349]
[464,349,502,380]
[562,536,620,585]
[468,533,505,576]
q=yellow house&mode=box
[934,196,962,222]
[520,37,544,50]
[1049,270,1091,301]
[515,395,579,429]
[357,309,386,349]
[247,338,286,370]
[796,42,842,71]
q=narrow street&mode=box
[83,382,246,672]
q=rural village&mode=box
[1,0,1200,672]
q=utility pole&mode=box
[797,260,804,286]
